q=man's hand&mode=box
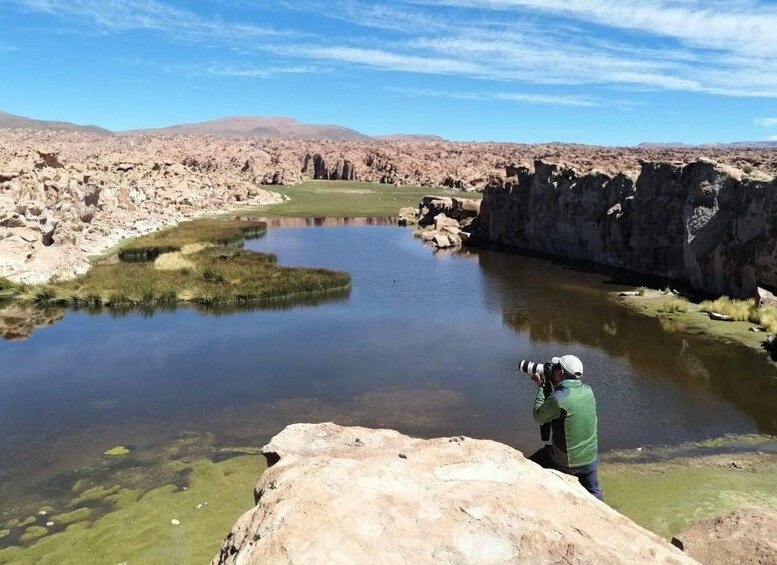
[531,372,545,388]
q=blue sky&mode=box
[1,0,777,145]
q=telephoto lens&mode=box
[518,360,543,375]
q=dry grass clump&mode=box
[154,252,195,271]
[657,297,689,313]
[699,296,777,333]
[699,297,753,321]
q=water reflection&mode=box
[0,302,65,340]
[478,249,777,435]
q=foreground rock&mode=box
[213,423,696,564]
[474,159,777,297]
[671,507,777,564]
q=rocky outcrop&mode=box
[671,507,777,565]
[213,423,696,565]
[0,139,283,284]
[474,159,777,297]
[414,196,480,248]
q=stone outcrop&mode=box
[474,159,777,297]
[414,196,480,248]
[671,507,777,565]
[3,128,776,285]
[213,423,696,565]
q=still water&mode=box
[1,224,776,514]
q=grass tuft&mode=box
[657,297,688,313]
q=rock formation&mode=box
[474,158,777,297]
[413,196,481,249]
[2,128,776,285]
[213,423,696,565]
[671,506,777,565]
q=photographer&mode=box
[529,355,603,501]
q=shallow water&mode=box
[1,224,776,518]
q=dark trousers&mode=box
[529,445,604,502]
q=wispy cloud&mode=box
[0,43,20,52]
[756,118,777,127]
[9,0,777,99]
[387,86,599,107]
[769,135,777,141]
[205,65,334,79]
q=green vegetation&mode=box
[602,439,777,539]
[103,446,131,456]
[50,508,91,526]
[0,455,266,565]
[0,277,18,298]
[16,219,350,308]
[18,527,47,544]
[0,532,8,541]
[246,180,481,218]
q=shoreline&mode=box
[615,289,774,359]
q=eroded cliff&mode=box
[475,159,777,297]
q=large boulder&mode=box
[213,423,696,565]
[671,507,777,565]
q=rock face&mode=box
[213,423,696,565]
[475,159,777,297]
[671,507,777,565]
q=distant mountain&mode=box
[122,116,373,141]
[0,110,111,134]
[375,134,446,142]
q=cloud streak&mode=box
[387,87,599,107]
[756,118,777,127]
[8,0,777,99]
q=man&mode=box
[529,354,603,501]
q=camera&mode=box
[518,359,555,442]
[518,360,553,381]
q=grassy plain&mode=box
[244,180,481,218]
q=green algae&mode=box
[17,517,35,528]
[70,485,121,506]
[51,508,91,526]
[3,520,18,529]
[19,527,47,544]
[0,532,8,541]
[103,446,131,456]
[601,449,777,540]
[0,455,267,565]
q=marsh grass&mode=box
[118,220,267,262]
[25,219,350,308]
[657,297,689,313]
[699,296,777,333]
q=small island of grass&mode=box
[12,219,350,309]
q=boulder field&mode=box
[473,158,777,298]
[2,128,776,285]
[213,423,696,565]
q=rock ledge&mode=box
[213,423,696,564]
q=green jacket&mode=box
[533,378,598,468]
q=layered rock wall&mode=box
[476,159,777,297]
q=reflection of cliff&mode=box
[477,249,777,434]
[477,159,777,297]
[245,217,397,228]
[0,303,65,340]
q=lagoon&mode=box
[1,223,775,556]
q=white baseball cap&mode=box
[551,355,583,378]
